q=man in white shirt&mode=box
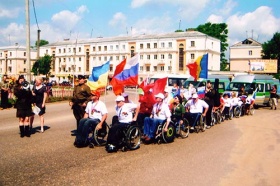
[106,95,139,152]
[74,90,108,148]
[244,94,255,115]
[142,93,171,142]
[184,93,209,130]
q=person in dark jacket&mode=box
[13,75,33,137]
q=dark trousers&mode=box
[137,113,150,131]
[107,123,129,148]
[1,90,9,109]
[77,118,100,142]
[184,112,201,128]
[72,104,86,129]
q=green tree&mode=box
[194,22,229,71]
[175,29,184,32]
[262,32,280,77]
[32,54,52,77]
[35,39,49,47]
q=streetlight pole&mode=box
[25,0,31,82]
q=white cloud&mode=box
[0,7,21,18]
[0,23,25,46]
[207,14,224,23]
[227,6,280,45]
[109,12,127,27]
[219,0,238,16]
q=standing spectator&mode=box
[74,90,108,148]
[137,91,154,130]
[13,75,33,137]
[204,81,215,128]
[0,75,10,109]
[270,85,278,110]
[30,77,47,133]
[69,75,91,130]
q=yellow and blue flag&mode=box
[87,61,110,90]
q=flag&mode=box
[111,54,139,95]
[113,58,126,77]
[87,61,110,90]
[152,77,167,95]
[187,53,208,81]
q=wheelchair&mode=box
[154,120,176,144]
[171,117,189,139]
[232,105,243,118]
[194,114,206,133]
[213,108,222,124]
[111,122,141,152]
[88,123,110,148]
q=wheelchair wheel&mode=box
[93,124,110,146]
[215,112,221,124]
[179,119,189,138]
[162,122,175,143]
[126,126,141,150]
[196,115,206,133]
[229,110,233,120]
[234,106,241,118]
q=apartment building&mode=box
[229,38,263,72]
[40,31,221,83]
[0,45,37,79]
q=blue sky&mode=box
[0,0,280,50]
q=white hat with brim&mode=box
[192,93,198,99]
[115,95,125,102]
[155,93,164,99]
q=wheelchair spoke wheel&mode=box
[94,124,109,146]
[249,107,255,115]
[162,123,175,143]
[200,116,206,132]
[179,119,189,138]
[234,107,241,118]
[126,126,141,150]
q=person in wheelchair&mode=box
[244,94,255,115]
[170,94,185,125]
[142,93,171,142]
[74,90,108,148]
[222,93,232,120]
[184,93,208,130]
[106,95,139,152]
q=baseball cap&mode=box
[192,93,198,99]
[155,93,164,99]
[115,95,125,102]
[122,92,128,97]
[90,90,100,97]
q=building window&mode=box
[161,42,165,48]
[63,48,66,53]
[24,52,26,56]
[24,60,26,64]
[140,55,143,60]
[168,42,172,48]
[98,46,101,51]
[68,48,71,52]
[146,66,150,71]
[99,57,101,61]
[10,52,12,56]
[122,45,125,50]
[79,47,81,52]
[154,43,157,48]
[116,45,119,50]
[24,68,26,72]
[104,56,107,61]
[122,56,125,60]
[191,53,195,59]
[147,43,150,49]
[110,56,113,61]
[140,44,143,49]
[110,65,113,72]
[191,41,195,47]
[249,50,252,55]
[160,66,164,71]
[140,66,143,71]
[104,46,107,51]
[154,54,157,59]
[79,67,81,72]
[93,47,96,51]
[154,66,157,71]
[161,54,165,59]
[93,57,96,61]
[168,54,172,59]
[79,57,81,61]
[116,56,119,60]
[110,45,113,50]
[147,55,150,60]
[179,47,184,71]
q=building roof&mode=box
[44,31,219,47]
[230,38,262,47]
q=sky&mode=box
[0,0,280,50]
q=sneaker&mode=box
[206,126,211,129]
[190,127,194,130]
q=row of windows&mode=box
[0,60,27,65]
[0,51,26,57]
[0,68,26,73]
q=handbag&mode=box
[32,105,41,115]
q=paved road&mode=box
[0,91,279,186]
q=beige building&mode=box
[40,31,221,83]
[229,38,263,72]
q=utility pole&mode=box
[25,0,31,82]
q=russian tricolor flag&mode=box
[111,54,139,95]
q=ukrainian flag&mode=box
[87,61,110,90]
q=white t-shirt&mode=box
[117,103,137,123]
[85,100,108,120]
[231,97,240,106]
[152,102,171,121]
[185,99,209,113]
[223,98,232,107]
[245,96,255,104]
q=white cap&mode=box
[115,95,125,102]
[155,93,164,99]
[122,92,128,97]
[192,93,198,99]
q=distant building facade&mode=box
[40,31,221,83]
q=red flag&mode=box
[152,77,167,95]
[187,62,198,81]
[113,58,126,77]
